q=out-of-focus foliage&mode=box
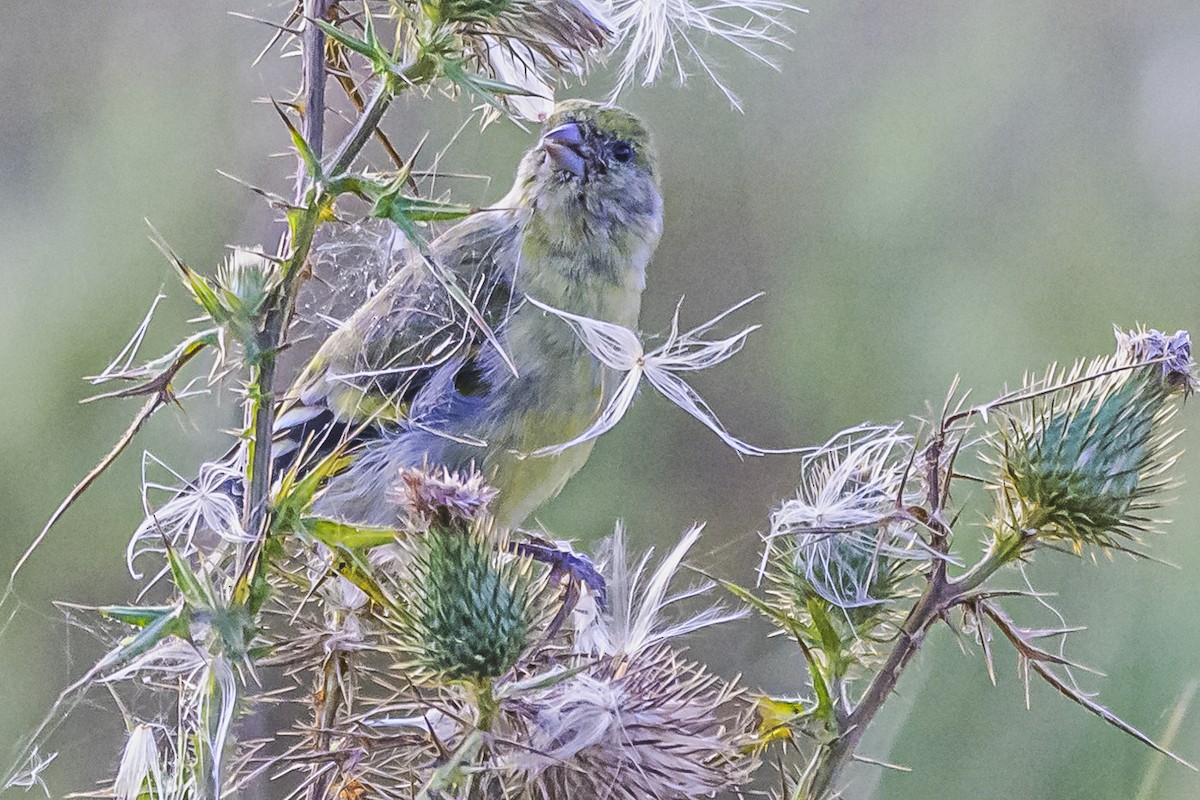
[1,1,1198,798]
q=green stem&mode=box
[799,573,949,800]
[417,729,485,800]
[327,81,393,177]
[474,678,499,732]
[243,0,330,538]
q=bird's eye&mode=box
[611,141,634,163]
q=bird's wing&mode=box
[271,211,523,473]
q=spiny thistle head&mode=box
[989,327,1194,555]
[394,468,529,682]
[415,528,531,680]
[765,425,923,615]
[216,248,280,320]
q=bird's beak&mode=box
[541,122,587,178]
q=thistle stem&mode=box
[244,0,330,537]
[327,81,393,177]
[802,435,959,799]
[800,571,950,800]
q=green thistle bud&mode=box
[204,248,281,362]
[216,248,279,320]
[397,468,529,682]
[990,328,1193,555]
[417,528,530,681]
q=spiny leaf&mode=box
[94,602,191,675]
[375,192,474,225]
[95,604,179,628]
[317,11,397,77]
[327,544,394,609]
[442,59,540,98]
[272,98,323,183]
[303,517,403,550]
[165,543,213,609]
[273,450,355,532]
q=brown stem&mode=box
[295,0,329,197]
[305,651,349,800]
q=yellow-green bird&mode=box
[273,100,662,530]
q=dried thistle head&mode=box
[500,647,752,799]
[607,0,803,110]
[987,327,1194,556]
[575,523,746,660]
[765,424,924,615]
[398,0,612,120]
[1115,326,1196,395]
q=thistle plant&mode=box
[2,2,1197,800]
[737,327,1198,799]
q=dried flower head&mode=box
[502,647,751,799]
[765,424,923,610]
[390,466,498,530]
[576,523,746,659]
[441,0,612,120]
[608,0,803,110]
[1115,326,1196,395]
[131,452,250,580]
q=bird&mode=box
[271,99,663,531]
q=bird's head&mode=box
[512,100,663,273]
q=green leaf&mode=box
[196,606,256,661]
[720,579,837,723]
[325,173,390,199]
[94,602,190,676]
[316,19,377,60]
[166,543,213,609]
[327,544,395,609]
[272,99,323,183]
[374,192,473,226]
[303,517,404,550]
[807,598,851,679]
[442,59,542,98]
[719,578,806,639]
[96,604,179,628]
[318,12,390,75]
[273,450,355,533]
[497,662,593,699]
[175,263,226,323]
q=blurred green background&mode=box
[2,1,1199,797]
